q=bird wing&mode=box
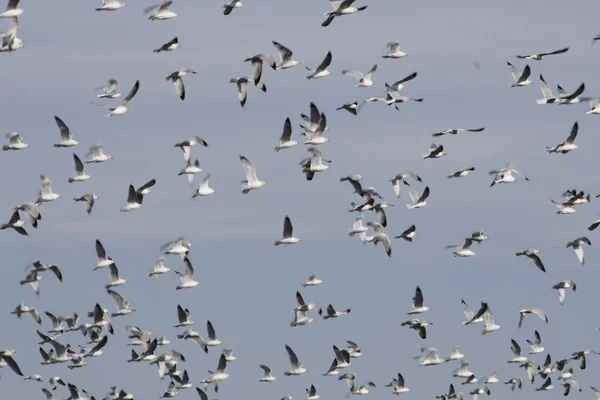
[272,41,293,61]
[565,122,578,144]
[73,153,84,173]
[286,345,300,366]
[122,80,140,105]
[240,155,258,183]
[54,116,72,141]
[413,286,424,308]
[283,216,294,239]
[342,70,364,80]
[280,117,292,141]
[539,47,569,57]
[518,65,531,83]
[403,181,419,203]
[507,62,520,81]
[316,51,332,72]
[174,77,185,100]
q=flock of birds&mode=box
[2,1,600,400]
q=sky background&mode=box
[2,0,600,399]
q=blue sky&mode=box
[2,0,600,399]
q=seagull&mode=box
[284,345,306,375]
[30,260,63,282]
[303,113,328,145]
[323,359,339,376]
[0,0,23,18]
[136,179,156,195]
[469,386,490,400]
[423,143,445,159]
[229,77,251,107]
[552,279,577,305]
[516,249,545,272]
[95,0,126,11]
[107,290,135,317]
[1,210,28,236]
[13,203,41,228]
[303,274,323,287]
[345,341,362,358]
[274,117,297,152]
[386,72,418,91]
[302,147,330,178]
[403,181,429,209]
[144,1,177,20]
[305,51,332,79]
[85,144,113,163]
[161,237,191,255]
[571,349,598,370]
[223,0,242,15]
[461,300,484,325]
[505,377,523,391]
[446,346,464,362]
[390,170,422,198]
[537,74,557,104]
[382,42,407,59]
[192,174,215,198]
[206,320,221,346]
[516,47,569,60]
[160,382,178,398]
[68,154,91,183]
[526,330,545,354]
[481,308,501,334]
[306,385,320,400]
[179,158,202,184]
[507,62,532,87]
[563,380,582,396]
[153,37,178,53]
[556,83,585,105]
[446,238,476,257]
[518,308,549,328]
[508,339,528,363]
[272,41,299,70]
[387,373,410,394]
[322,0,368,27]
[336,102,362,115]
[367,221,391,257]
[93,240,114,270]
[53,116,79,148]
[419,347,444,366]
[0,16,22,52]
[36,175,61,205]
[20,270,41,296]
[244,54,274,92]
[105,263,127,289]
[433,127,485,137]
[166,69,197,101]
[348,213,368,236]
[552,198,576,214]
[293,291,318,313]
[259,365,276,382]
[91,80,140,116]
[120,184,143,212]
[408,286,429,314]
[484,373,499,384]
[580,97,600,114]
[2,131,27,151]
[566,237,591,265]
[176,257,199,290]
[240,155,265,193]
[535,377,554,392]
[73,192,97,214]
[395,224,416,242]
[222,348,237,361]
[95,79,121,98]
[0,351,22,376]
[342,64,377,87]
[11,303,41,324]
[290,309,314,327]
[448,168,475,179]
[174,305,193,328]
[275,216,301,246]
[319,304,351,319]
[489,163,529,186]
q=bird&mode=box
[305,51,332,79]
[107,290,135,317]
[222,348,237,361]
[342,64,378,87]
[508,339,528,363]
[336,102,362,115]
[240,155,265,193]
[206,320,222,346]
[423,143,445,159]
[446,346,464,362]
[166,69,197,100]
[418,347,444,366]
[11,303,42,324]
[178,158,202,184]
[120,184,143,212]
[2,131,27,151]
[390,170,422,198]
[68,154,91,183]
[30,260,63,282]
[552,279,577,305]
[319,304,351,319]
[284,345,306,375]
[192,174,215,198]
[85,144,113,163]
[161,237,191,255]
[91,80,140,116]
[518,308,549,328]
[386,71,418,91]
[0,351,22,376]
[244,53,274,92]
[403,181,430,209]
[581,97,600,114]
[345,341,362,358]
[447,168,475,179]
[432,127,485,137]
[274,117,297,152]
[535,377,554,391]
[322,0,368,27]
[174,305,193,328]
[95,0,127,11]
[556,83,585,104]
[0,0,23,18]
[446,238,476,257]
[516,47,569,60]
[516,249,545,272]
[259,365,276,382]
[95,79,121,98]
[348,213,368,236]
[20,270,41,296]
[175,257,199,290]
[395,224,416,242]
[303,274,323,287]
[526,330,545,354]
[153,37,178,53]
[367,221,391,257]
[230,77,251,107]
[36,175,61,205]
[537,74,557,104]
[53,116,79,148]
[507,62,532,87]
[223,0,242,15]
[272,41,299,70]
[144,1,177,21]
[275,216,301,246]
[93,239,114,270]
[408,286,430,314]
[481,308,501,334]
[1,210,28,236]
[489,163,530,186]
[566,237,591,265]
[306,384,320,400]
[105,263,127,289]
[382,42,407,58]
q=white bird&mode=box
[322,0,368,27]
[303,113,328,145]
[107,290,135,317]
[305,51,332,79]
[345,341,362,358]
[244,53,274,92]
[53,116,79,148]
[552,279,577,305]
[348,213,368,236]
[484,373,499,384]
[1,210,28,236]
[201,354,230,388]
[91,80,140,116]
[0,16,22,52]
[319,305,351,319]
[419,347,444,366]
[160,382,178,398]
[518,308,549,328]
[336,101,362,116]
[274,117,297,152]
[95,79,121,98]
[166,69,196,100]
[395,224,416,242]
[505,377,523,391]
[0,0,23,18]
[222,348,237,361]
[161,237,191,255]
[507,62,532,87]
[93,240,114,270]
[481,308,501,334]
[11,303,41,324]
[229,77,251,108]
[206,320,221,346]
[516,47,569,60]
[153,37,179,53]
[433,127,485,137]
[306,385,320,400]
[547,122,579,154]
[95,0,127,11]
[508,339,528,363]
[68,154,91,183]
[342,64,377,87]
[390,170,422,198]
[223,0,242,15]
[489,163,530,186]
[240,155,265,194]
[275,216,301,246]
[446,346,464,361]
[2,131,27,151]
[259,365,276,382]
[408,286,430,314]
[290,309,314,327]
[176,257,199,290]
[105,263,127,289]
[526,330,545,354]
[448,167,475,178]
[120,184,143,212]
[453,360,474,378]
[382,42,407,59]
[36,175,61,205]
[537,74,557,104]
[403,181,430,209]
[302,274,323,287]
[552,199,576,215]
[85,144,113,163]
[178,158,202,184]
[192,174,215,198]
[446,238,476,257]
[469,386,490,400]
[423,143,445,159]
[174,305,193,328]
[566,237,591,265]
[386,71,418,92]
[581,97,600,114]
[272,41,299,70]
[144,1,177,21]
[536,377,554,392]
[30,260,63,282]
[284,345,307,375]
[367,221,391,257]
[516,249,546,272]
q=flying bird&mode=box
[166,69,197,100]
[382,42,407,59]
[448,167,475,178]
[566,237,591,265]
[144,1,177,21]
[547,122,579,154]
[516,47,569,60]
[91,80,140,116]
[274,117,297,152]
[432,127,485,137]
[95,79,121,98]
[53,116,79,148]
[3,131,27,151]
[229,77,251,107]
[272,41,299,70]
[0,0,23,18]
[322,0,368,27]
[403,181,429,209]
[275,216,301,246]
[305,51,332,79]
[342,64,378,87]
[223,0,242,15]
[68,154,91,183]
[507,62,532,87]
[518,308,549,328]
[516,249,545,272]
[95,0,127,11]
[240,155,265,193]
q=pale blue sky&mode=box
[2,0,600,399]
